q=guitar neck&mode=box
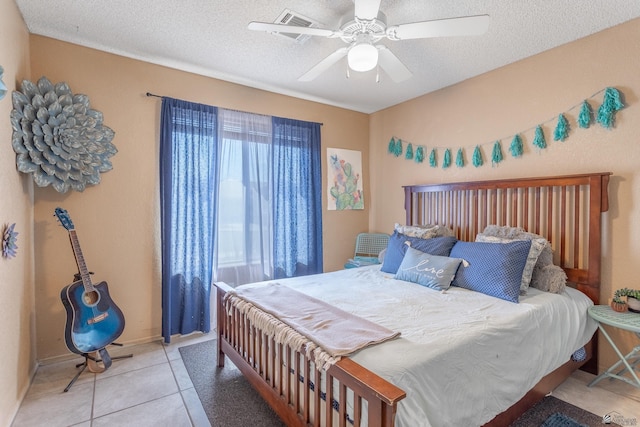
[68,230,94,291]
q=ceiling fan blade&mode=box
[354,0,382,20]
[387,15,490,40]
[376,46,412,83]
[248,21,338,37]
[298,47,348,82]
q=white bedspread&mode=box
[238,265,597,427]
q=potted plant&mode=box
[611,294,628,313]
[613,288,640,313]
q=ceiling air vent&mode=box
[274,9,320,44]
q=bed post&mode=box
[215,282,234,367]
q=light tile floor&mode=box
[11,332,640,427]
[11,333,214,427]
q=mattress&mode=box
[238,264,597,426]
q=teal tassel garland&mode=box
[442,149,451,169]
[429,148,437,167]
[472,146,483,167]
[388,88,624,169]
[491,141,503,165]
[578,101,592,129]
[597,87,624,129]
[405,143,414,160]
[554,114,569,142]
[533,125,546,149]
[456,148,465,167]
[510,134,523,157]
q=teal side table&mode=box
[587,305,640,389]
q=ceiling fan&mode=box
[248,0,490,83]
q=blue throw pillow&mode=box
[449,240,532,303]
[395,247,463,291]
[380,231,457,274]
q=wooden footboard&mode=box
[215,282,406,427]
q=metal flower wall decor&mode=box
[10,77,117,193]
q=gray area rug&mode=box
[179,338,285,426]
[180,339,617,427]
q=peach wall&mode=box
[370,18,640,372]
[28,36,370,360]
[0,0,34,424]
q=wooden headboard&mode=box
[403,172,611,304]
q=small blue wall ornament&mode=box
[0,66,7,100]
[2,223,18,259]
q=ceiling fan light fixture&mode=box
[347,42,378,72]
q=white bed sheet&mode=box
[240,265,597,427]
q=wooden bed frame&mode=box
[215,172,611,427]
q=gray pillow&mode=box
[480,225,566,293]
[394,223,455,239]
[395,247,463,291]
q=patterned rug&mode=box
[511,395,622,427]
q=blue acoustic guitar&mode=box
[55,207,125,357]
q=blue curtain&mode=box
[160,98,217,343]
[271,117,323,278]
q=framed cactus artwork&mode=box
[327,148,364,210]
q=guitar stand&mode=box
[63,342,133,392]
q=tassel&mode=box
[578,101,592,129]
[472,146,483,167]
[405,143,414,160]
[415,146,424,163]
[491,141,503,166]
[442,148,451,169]
[597,87,624,129]
[554,114,569,142]
[388,137,396,154]
[510,134,523,157]
[456,148,465,167]
[429,148,437,167]
[394,139,403,157]
[533,125,546,149]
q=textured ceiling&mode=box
[15,0,640,113]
